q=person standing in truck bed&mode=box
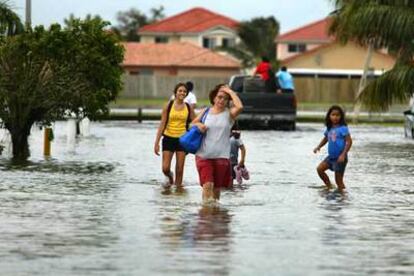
[253,56,277,93]
[276,66,295,93]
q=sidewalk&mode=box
[109,108,405,123]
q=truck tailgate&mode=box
[238,93,296,114]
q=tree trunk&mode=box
[8,125,32,160]
[76,120,81,136]
[353,45,373,123]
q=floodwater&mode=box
[0,121,413,275]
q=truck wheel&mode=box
[286,122,296,131]
[268,120,277,130]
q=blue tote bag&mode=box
[179,108,210,154]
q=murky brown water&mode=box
[0,121,413,275]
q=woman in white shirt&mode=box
[192,84,243,204]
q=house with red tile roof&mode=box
[122,42,240,77]
[276,18,395,72]
[276,18,333,61]
[274,18,398,103]
[138,7,239,49]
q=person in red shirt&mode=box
[253,56,278,92]
[253,56,271,80]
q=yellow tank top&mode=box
[163,104,189,138]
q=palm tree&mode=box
[220,16,280,69]
[0,1,24,37]
[329,0,414,111]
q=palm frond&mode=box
[216,44,256,68]
[329,0,414,56]
[0,1,24,36]
[358,63,414,111]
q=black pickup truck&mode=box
[229,75,297,130]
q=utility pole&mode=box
[25,0,32,27]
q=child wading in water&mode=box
[230,124,247,184]
[313,105,353,193]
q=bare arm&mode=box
[239,144,246,166]
[221,86,243,120]
[313,136,328,153]
[338,134,352,162]
[191,108,208,133]
[154,103,169,155]
[189,105,196,121]
[253,67,258,77]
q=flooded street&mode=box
[0,121,413,275]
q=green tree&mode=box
[0,1,24,37]
[0,17,124,159]
[221,16,280,68]
[149,6,166,22]
[330,0,414,111]
[112,6,165,41]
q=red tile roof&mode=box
[122,42,240,68]
[277,18,334,42]
[139,7,238,33]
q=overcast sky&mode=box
[10,0,333,33]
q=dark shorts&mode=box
[162,135,185,152]
[195,156,232,188]
[324,156,348,174]
[282,88,294,93]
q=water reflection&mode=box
[194,206,231,245]
[0,177,121,272]
[158,205,232,275]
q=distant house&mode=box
[276,18,395,72]
[138,7,239,50]
[275,18,397,103]
[122,42,240,77]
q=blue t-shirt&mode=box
[276,71,294,90]
[324,125,350,159]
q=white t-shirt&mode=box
[196,109,233,159]
[185,92,197,106]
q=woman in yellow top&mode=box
[154,83,196,189]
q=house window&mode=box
[222,38,235,48]
[288,43,307,53]
[139,69,154,75]
[168,68,178,75]
[155,36,169,43]
[129,70,139,75]
[203,37,217,49]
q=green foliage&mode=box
[359,63,414,111]
[0,1,24,37]
[330,0,414,111]
[219,16,280,68]
[0,16,124,158]
[112,6,165,41]
[330,0,414,55]
[238,17,279,63]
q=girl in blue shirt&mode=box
[313,105,353,192]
